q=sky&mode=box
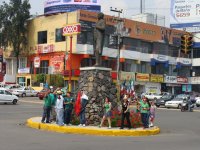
[0,0,171,27]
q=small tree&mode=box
[0,0,31,70]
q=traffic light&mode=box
[180,34,193,54]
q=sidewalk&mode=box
[27,117,160,136]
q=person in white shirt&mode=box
[79,90,88,127]
[55,90,64,126]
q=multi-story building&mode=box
[3,10,192,94]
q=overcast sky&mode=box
[0,0,170,26]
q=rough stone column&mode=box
[78,67,117,126]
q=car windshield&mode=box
[161,95,170,99]
[4,85,12,89]
[175,94,186,99]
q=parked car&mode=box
[4,84,22,96]
[13,87,39,97]
[38,88,49,100]
[165,94,189,109]
[155,94,174,107]
[144,93,162,100]
[0,88,19,105]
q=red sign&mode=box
[63,23,81,36]
[34,57,40,68]
[177,77,188,83]
[37,44,55,54]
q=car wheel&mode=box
[156,105,160,108]
[22,93,26,97]
[13,99,17,105]
[39,97,43,100]
[178,104,181,109]
[196,104,200,107]
[166,107,170,109]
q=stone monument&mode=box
[77,12,117,125]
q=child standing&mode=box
[149,101,156,127]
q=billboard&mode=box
[44,0,101,15]
[170,0,200,32]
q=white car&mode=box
[144,93,162,100]
[165,94,189,109]
[195,97,200,107]
[0,88,19,105]
[4,84,22,96]
[13,87,39,97]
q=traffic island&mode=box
[27,117,160,136]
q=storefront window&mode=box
[17,77,25,87]
[38,31,47,44]
[55,28,65,42]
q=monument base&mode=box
[78,67,117,125]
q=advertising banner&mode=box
[164,76,177,83]
[50,55,64,74]
[182,84,192,92]
[170,0,200,32]
[18,68,30,74]
[177,76,188,83]
[150,74,164,83]
[135,73,149,82]
[120,72,135,81]
[34,57,40,68]
[44,0,101,14]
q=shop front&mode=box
[135,73,150,93]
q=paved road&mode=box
[0,97,200,150]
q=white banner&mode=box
[152,54,168,62]
[170,0,200,32]
[18,68,30,74]
[34,57,40,68]
[177,58,192,65]
[164,76,177,83]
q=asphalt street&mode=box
[0,97,200,150]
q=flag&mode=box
[74,91,81,116]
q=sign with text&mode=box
[44,0,101,15]
[136,73,149,82]
[120,72,135,81]
[18,68,30,74]
[34,57,40,68]
[63,23,81,36]
[150,74,164,83]
[177,76,188,83]
[170,0,200,32]
[164,76,177,83]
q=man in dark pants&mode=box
[41,90,52,123]
[120,95,131,129]
[64,92,74,125]
[140,97,150,128]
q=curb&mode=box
[27,117,160,136]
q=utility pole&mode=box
[110,7,123,101]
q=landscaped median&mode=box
[27,117,160,136]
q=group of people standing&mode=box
[41,88,89,127]
[41,88,156,129]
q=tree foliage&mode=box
[0,0,31,69]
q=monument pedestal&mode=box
[78,67,117,125]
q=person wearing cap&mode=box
[55,89,64,126]
[140,96,150,128]
[120,95,131,129]
[63,92,74,125]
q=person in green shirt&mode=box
[41,90,52,123]
[99,97,112,129]
[63,92,74,125]
[140,97,150,128]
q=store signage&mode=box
[63,23,81,36]
[152,54,168,62]
[176,58,192,65]
[34,57,40,68]
[135,73,149,82]
[150,74,164,83]
[18,68,30,74]
[38,44,55,54]
[190,77,200,84]
[120,72,135,81]
[164,76,177,83]
[177,76,188,83]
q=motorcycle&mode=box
[180,99,194,112]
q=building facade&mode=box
[3,10,192,94]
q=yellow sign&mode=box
[120,72,135,81]
[150,74,164,83]
[136,73,149,82]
